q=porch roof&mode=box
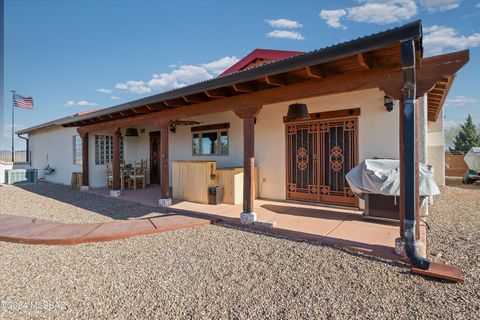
[59,21,424,129]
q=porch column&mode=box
[80,132,89,191]
[235,106,262,224]
[157,123,172,207]
[111,128,122,197]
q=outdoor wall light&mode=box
[169,124,176,134]
[286,103,310,121]
[384,96,394,112]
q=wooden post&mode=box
[112,128,122,192]
[81,132,89,187]
[234,106,262,224]
[243,117,255,214]
[160,126,170,199]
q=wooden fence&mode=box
[445,153,468,177]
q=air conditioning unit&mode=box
[4,169,38,185]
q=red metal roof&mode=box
[220,49,304,76]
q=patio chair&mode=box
[129,160,146,190]
[107,161,129,190]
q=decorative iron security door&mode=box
[286,118,358,206]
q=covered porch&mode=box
[59,21,468,274]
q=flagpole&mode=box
[11,90,15,163]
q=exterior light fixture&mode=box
[384,96,394,112]
[169,124,176,133]
[286,103,310,121]
[125,128,139,137]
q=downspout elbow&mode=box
[404,219,430,270]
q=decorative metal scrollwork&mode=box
[296,147,309,171]
[329,146,344,172]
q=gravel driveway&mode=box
[0,180,479,319]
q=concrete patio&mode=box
[89,185,426,260]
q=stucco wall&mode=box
[27,88,407,198]
[28,126,82,185]
[427,108,445,186]
[255,88,399,200]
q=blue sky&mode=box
[2,0,480,149]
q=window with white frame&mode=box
[192,123,229,156]
[94,134,124,165]
[73,135,82,165]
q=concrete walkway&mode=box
[0,214,213,245]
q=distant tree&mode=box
[453,114,480,152]
[444,125,461,150]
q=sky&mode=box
[2,0,480,149]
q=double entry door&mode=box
[286,117,358,206]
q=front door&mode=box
[286,118,358,206]
[149,131,161,185]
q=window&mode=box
[73,135,82,165]
[192,123,229,156]
[94,134,124,165]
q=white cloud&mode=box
[423,25,480,55]
[319,10,347,29]
[444,96,479,108]
[115,80,151,94]
[319,0,417,28]
[65,100,97,107]
[96,88,112,94]
[265,18,303,29]
[201,56,240,75]
[420,0,461,12]
[148,65,214,91]
[444,120,462,130]
[115,56,239,94]
[267,30,305,40]
[110,96,120,100]
[476,2,480,8]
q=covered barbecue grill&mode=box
[462,147,480,184]
[346,159,440,221]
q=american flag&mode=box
[13,92,34,109]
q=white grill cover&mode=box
[346,159,440,199]
[464,147,480,172]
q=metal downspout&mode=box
[401,39,430,270]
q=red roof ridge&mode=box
[220,48,304,76]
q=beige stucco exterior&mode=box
[23,87,445,201]
[426,108,446,186]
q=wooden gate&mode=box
[286,118,358,206]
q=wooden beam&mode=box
[357,53,371,69]
[305,65,325,78]
[265,74,287,86]
[183,94,208,103]
[232,82,256,93]
[205,88,231,98]
[164,98,188,107]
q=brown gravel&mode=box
[0,181,479,319]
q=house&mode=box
[16,21,468,267]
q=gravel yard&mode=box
[0,180,479,319]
